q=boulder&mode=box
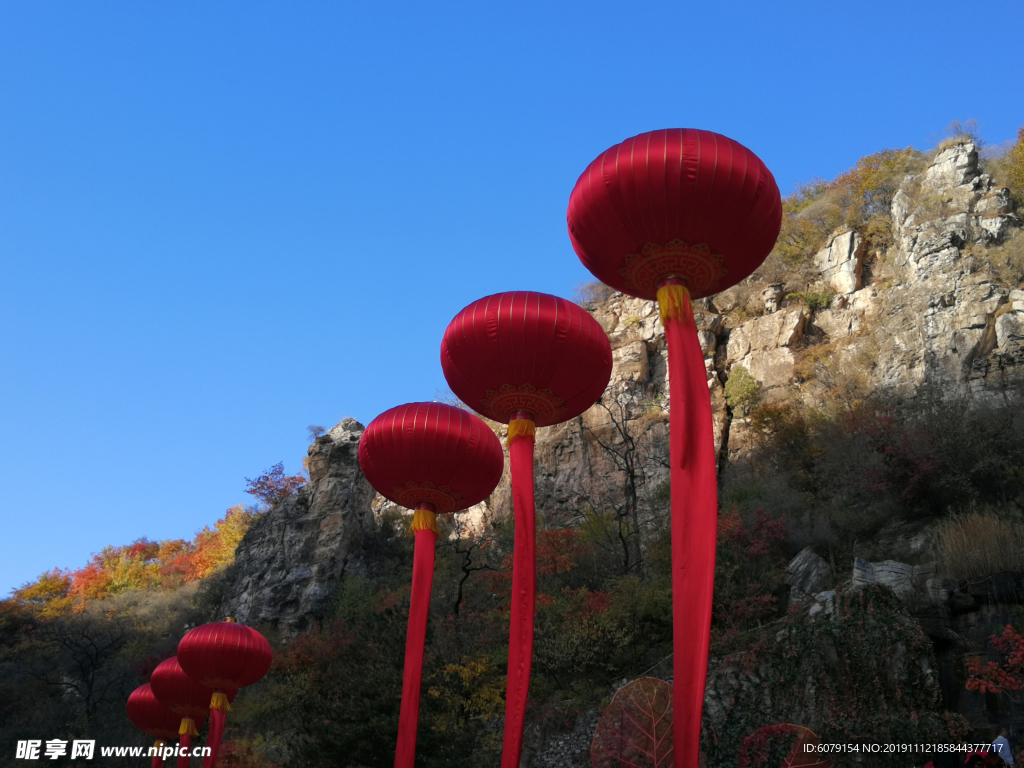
[814,230,865,294]
[786,547,830,604]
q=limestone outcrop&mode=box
[221,138,1022,642]
[219,418,376,631]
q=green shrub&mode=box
[785,291,833,311]
[724,365,762,416]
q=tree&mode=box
[1007,126,1024,205]
[17,610,135,724]
[966,624,1024,703]
[441,514,500,617]
[306,425,326,441]
[244,462,306,508]
[725,365,761,417]
[570,386,672,576]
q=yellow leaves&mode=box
[10,569,74,619]
[427,656,506,731]
[8,506,261,614]
[765,147,925,278]
[1007,126,1024,204]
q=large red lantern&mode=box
[150,656,236,768]
[440,291,612,768]
[359,401,504,768]
[567,128,782,768]
[177,620,272,768]
[127,683,182,768]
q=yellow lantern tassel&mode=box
[411,508,440,535]
[209,692,233,713]
[507,418,536,444]
[154,739,166,751]
[179,717,199,737]
[656,283,692,325]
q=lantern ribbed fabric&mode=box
[151,656,233,768]
[567,129,781,768]
[128,683,183,768]
[178,621,272,768]
[359,402,504,768]
[441,291,612,768]
[567,128,781,301]
[359,401,504,514]
[440,291,612,427]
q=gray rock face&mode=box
[219,136,1024,643]
[786,546,830,604]
[220,418,376,632]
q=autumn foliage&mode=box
[244,462,306,508]
[966,624,1024,699]
[7,505,259,616]
[714,508,788,634]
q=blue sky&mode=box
[1,0,1021,594]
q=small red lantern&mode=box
[440,291,612,768]
[150,656,236,768]
[127,683,181,768]
[567,128,782,768]
[359,401,504,768]
[177,620,272,768]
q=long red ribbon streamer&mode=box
[500,430,537,768]
[664,295,718,768]
[202,702,226,768]
[152,741,165,768]
[177,733,190,768]
[394,526,438,768]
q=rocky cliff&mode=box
[220,418,375,631]
[220,140,1023,737]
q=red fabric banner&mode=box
[203,704,227,768]
[177,733,190,768]
[665,310,718,768]
[394,527,438,768]
[500,432,537,768]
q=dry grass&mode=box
[572,280,614,306]
[935,512,1024,581]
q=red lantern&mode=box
[150,656,236,768]
[567,128,782,768]
[359,402,504,768]
[127,683,181,768]
[440,291,612,768]
[177,620,272,768]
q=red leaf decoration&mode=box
[592,677,673,768]
[740,723,832,768]
[783,725,831,768]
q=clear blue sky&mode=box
[1,1,1021,595]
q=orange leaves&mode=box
[10,507,260,614]
[10,569,73,619]
[591,677,673,768]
